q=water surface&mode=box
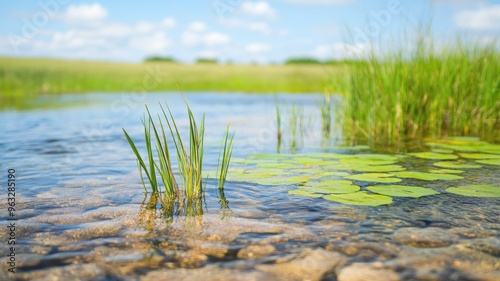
[0,92,498,281]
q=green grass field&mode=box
[1,37,498,144]
[0,57,347,105]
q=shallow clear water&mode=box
[0,93,499,281]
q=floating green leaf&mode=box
[446,185,500,198]
[337,164,406,172]
[428,169,464,174]
[320,171,351,177]
[433,161,482,169]
[288,189,323,198]
[477,145,500,154]
[431,148,454,154]
[324,191,393,206]
[345,173,402,183]
[248,154,290,160]
[301,153,354,159]
[339,158,397,165]
[458,153,500,160]
[354,154,401,161]
[256,162,298,169]
[367,184,439,198]
[300,179,359,194]
[408,152,459,160]
[391,171,463,181]
[447,136,482,142]
[286,157,333,166]
[475,159,500,166]
[253,176,310,186]
[425,142,477,152]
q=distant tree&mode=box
[284,57,322,65]
[196,58,218,64]
[144,56,176,63]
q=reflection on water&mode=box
[0,92,498,280]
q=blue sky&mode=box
[0,0,498,63]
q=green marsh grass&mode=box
[123,95,235,214]
[276,104,282,153]
[216,125,235,189]
[320,94,333,138]
[344,36,499,144]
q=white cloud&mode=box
[182,31,230,47]
[218,18,289,36]
[314,42,370,59]
[61,3,108,25]
[129,32,170,53]
[246,43,272,53]
[455,5,500,30]
[239,1,277,19]
[197,50,218,59]
[204,32,231,46]
[282,0,354,4]
[435,0,488,8]
[21,15,179,61]
[161,17,177,28]
[187,21,207,32]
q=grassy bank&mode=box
[0,57,346,106]
[342,39,500,144]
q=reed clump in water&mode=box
[123,95,234,214]
[344,34,499,144]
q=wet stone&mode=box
[237,244,276,259]
[15,263,108,281]
[256,248,347,281]
[337,262,401,281]
[175,250,209,268]
[327,241,400,259]
[463,237,500,257]
[393,227,459,248]
[142,265,272,281]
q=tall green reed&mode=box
[216,125,235,189]
[123,95,235,210]
[344,33,499,145]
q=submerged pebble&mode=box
[393,227,459,248]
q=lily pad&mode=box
[304,153,354,159]
[458,153,500,160]
[475,159,500,166]
[391,171,463,181]
[446,185,500,198]
[288,189,323,198]
[408,152,459,160]
[345,173,402,183]
[339,158,397,165]
[247,154,291,160]
[253,176,310,186]
[433,161,482,169]
[256,162,298,169]
[324,191,393,206]
[337,164,406,173]
[354,154,400,161]
[367,185,439,198]
[425,142,477,152]
[447,136,482,142]
[431,148,454,154]
[286,157,332,166]
[477,145,500,154]
[300,180,359,194]
[320,171,351,177]
[428,169,464,174]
